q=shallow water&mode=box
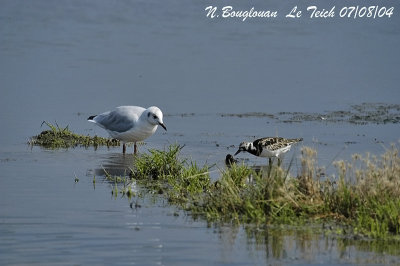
[1,0,400,265]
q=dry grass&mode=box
[326,145,400,237]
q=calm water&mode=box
[1,0,400,265]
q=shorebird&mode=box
[88,106,167,154]
[234,137,303,166]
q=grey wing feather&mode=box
[94,110,135,133]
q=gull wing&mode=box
[93,109,137,133]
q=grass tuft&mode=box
[29,121,120,148]
[130,144,211,206]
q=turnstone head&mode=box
[234,142,255,156]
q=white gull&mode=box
[88,106,167,154]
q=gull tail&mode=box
[87,115,96,121]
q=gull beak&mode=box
[234,149,241,156]
[159,122,167,131]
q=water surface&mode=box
[1,0,400,264]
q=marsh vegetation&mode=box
[106,143,400,240]
[29,121,120,148]
[29,122,400,239]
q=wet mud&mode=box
[219,103,400,124]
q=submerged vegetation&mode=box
[107,144,400,239]
[29,121,120,148]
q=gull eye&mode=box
[153,115,157,119]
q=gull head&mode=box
[146,106,167,131]
[234,141,252,156]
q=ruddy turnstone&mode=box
[88,106,167,154]
[234,137,303,165]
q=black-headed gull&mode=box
[88,106,167,154]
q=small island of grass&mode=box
[29,121,120,149]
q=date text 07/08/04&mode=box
[205,6,394,20]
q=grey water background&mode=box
[1,0,400,265]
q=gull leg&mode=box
[268,158,272,167]
[123,143,126,154]
[134,142,137,155]
[278,158,281,167]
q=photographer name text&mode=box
[205,5,394,21]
